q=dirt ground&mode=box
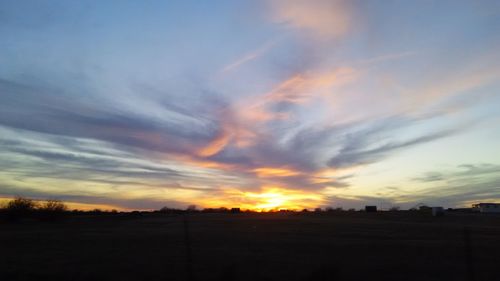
[1,211,499,281]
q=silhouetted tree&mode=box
[186,205,197,212]
[5,197,37,221]
[389,206,400,211]
[41,199,67,212]
[39,199,67,221]
[159,206,172,213]
[7,197,37,211]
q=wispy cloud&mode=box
[402,164,500,207]
[221,39,279,73]
[328,127,462,169]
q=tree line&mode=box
[0,197,67,221]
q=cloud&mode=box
[402,164,500,207]
[220,39,279,73]
[412,172,444,182]
[233,67,356,128]
[269,0,351,40]
[265,67,355,104]
[328,121,463,169]
[0,72,483,209]
[0,78,222,156]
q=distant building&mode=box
[365,206,377,212]
[472,203,500,213]
[431,207,445,216]
[418,205,431,211]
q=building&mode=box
[365,206,377,212]
[431,207,444,216]
[472,203,500,213]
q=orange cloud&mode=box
[265,67,355,104]
[234,67,356,127]
[197,130,232,157]
[253,167,301,178]
[269,0,351,40]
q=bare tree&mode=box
[5,197,37,221]
[7,197,37,212]
[41,199,67,212]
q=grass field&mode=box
[1,212,499,281]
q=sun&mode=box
[198,186,324,212]
[246,191,287,211]
[242,187,324,212]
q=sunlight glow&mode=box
[243,187,324,211]
[199,187,324,211]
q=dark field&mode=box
[1,212,500,281]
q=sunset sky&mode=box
[1,0,500,210]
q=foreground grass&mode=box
[1,212,499,281]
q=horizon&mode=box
[1,0,500,211]
[2,196,491,212]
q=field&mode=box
[1,211,500,281]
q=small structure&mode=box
[472,203,500,213]
[365,206,377,212]
[431,207,445,217]
[419,205,431,212]
[230,207,241,214]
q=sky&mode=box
[1,0,500,211]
